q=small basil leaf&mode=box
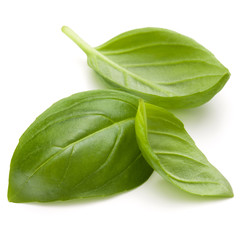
[8,90,153,203]
[135,100,233,197]
[62,26,230,108]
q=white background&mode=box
[0,0,239,239]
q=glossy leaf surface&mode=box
[8,90,153,202]
[62,27,230,108]
[135,100,233,197]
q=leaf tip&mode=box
[214,178,234,198]
[138,98,145,110]
[223,184,234,198]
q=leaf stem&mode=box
[61,26,93,55]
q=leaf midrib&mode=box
[92,49,173,96]
[140,102,220,187]
[13,117,135,199]
[94,43,226,97]
[99,42,211,56]
[20,96,137,149]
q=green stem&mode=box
[61,26,93,55]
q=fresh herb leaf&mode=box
[135,99,233,197]
[8,90,153,203]
[62,26,230,108]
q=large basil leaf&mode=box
[8,90,153,203]
[62,26,230,108]
[135,100,233,197]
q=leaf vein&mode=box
[148,130,194,146]
[155,74,223,85]
[71,126,122,191]
[20,117,135,187]
[122,60,222,69]
[147,115,182,128]
[78,154,143,194]
[21,113,115,148]
[154,151,208,167]
[101,42,210,56]
[96,29,161,50]
[58,145,75,187]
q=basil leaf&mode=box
[62,26,230,108]
[8,90,153,203]
[135,100,233,197]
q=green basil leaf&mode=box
[135,99,233,197]
[8,90,153,203]
[62,26,230,108]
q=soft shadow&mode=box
[82,59,224,128]
[85,68,221,129]
[145,173,231,205]
[170,103,213,125]
[86,69,112,90]
[27,192,124,208]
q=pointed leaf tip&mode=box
[135,100,233,198]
